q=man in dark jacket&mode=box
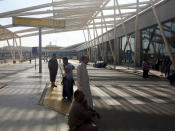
[48,53,58,87]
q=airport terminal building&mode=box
[75,0,175,68]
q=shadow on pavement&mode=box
[95,107,175,131]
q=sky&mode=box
[0,0,148,48]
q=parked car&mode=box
[93,60,107,68]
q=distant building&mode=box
[0,46,32,60]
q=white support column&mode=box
[101,11,115,63]
[113,0,118,65]
[7,40,14,61]
[83,29,89,56]
[93,19,103,58]
[134,0,139,66]
[86,28,91,60]
[92,20,100,60]
[150,0,175,66]
[87,28,94,47]
[86,28,91,59]
[39,27,42,73]
[93,23,96,60]
[14,37,22,61]
[13,37,16,63]
[116,37,121,65]
[19,37,23,61]
[87,27,93,61]
[101,12,105,60]
[115,0,132,51]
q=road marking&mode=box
[140,86,175,101]
[91,85,121,106]
[105,85,144,104]
[124,86,166,103]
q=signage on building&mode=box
[44,46,60,50]
[126,50,132,57]
[32,47,38,56]
[13,17,65,28]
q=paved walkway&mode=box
[0,61,69,131]
[40,81,71,116]
[0,59,171,131]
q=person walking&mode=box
[48,53,58,88]
[165,58,172,77]
[160,58,166,76]
[167,61,175,84]
[142,58,150,79]
[77,56,93,108]
[155,58,160,71]
[62,57,75,101]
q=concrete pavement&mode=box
[0,60,69,131]
[0,59,174,131]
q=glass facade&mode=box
[141,19,175,68]
[90,46,98,62]
[120,34,135,65]
[87,19,175,67]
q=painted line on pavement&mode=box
[124,86,166,103]
[105,85,144,104]
[91,85,121,106]
[139,86,175,102]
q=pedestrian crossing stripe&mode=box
[120,86,166,103]
[91,85,121,105]
[72,84,174,106]
[104,85,144,104]
[137,86,175,102]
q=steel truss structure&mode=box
[0,0,174,66]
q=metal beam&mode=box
[134,0,139,66]
[0,0,84,18]
[93,19,103,58]
[6,39,14,61]
[101,11,115,63]
[115,0,132,52]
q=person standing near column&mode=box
[142,58,150,79]
[48,53,58,88]
[77,56,93,108]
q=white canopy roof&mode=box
[0,0,164,41]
